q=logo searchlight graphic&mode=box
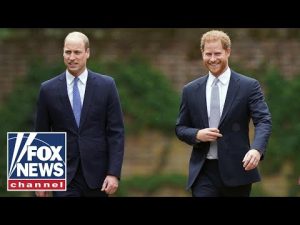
[7,132,66,191]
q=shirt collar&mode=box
[208,67,231,87]
[66,69,88,85]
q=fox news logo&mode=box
[7,132,66,191]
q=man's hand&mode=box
[101,175,119,195]
[242,149,261,171]
[196,128,223,142]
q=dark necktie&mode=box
[73,77,82,127]
[208,78,220,159]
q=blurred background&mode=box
[0,28,300,197]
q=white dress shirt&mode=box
[206,67,231,119]
[66,69,88,107]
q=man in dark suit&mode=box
[175,30,272,197]
[35,31,125,197]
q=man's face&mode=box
[202,39,230,76]
[63,37,90,76]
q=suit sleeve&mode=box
[106,79,125,179]
[35,85,51,132]
[249,79,272,157]
[175,86,200,146]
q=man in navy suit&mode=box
[175,30,272,197]
[35,31,125,197]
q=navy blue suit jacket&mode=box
[35,70,125,189]
[175,70,272,189]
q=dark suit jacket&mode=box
[175,70,272,189]
[35,70,125,189]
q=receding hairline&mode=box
[64,31,90,49]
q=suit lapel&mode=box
[195,76,209,128]
[79,71,96,128]
[219,72,240,127]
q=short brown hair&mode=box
[200,30,231,52]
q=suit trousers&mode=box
[53,162,108,197]
[191,159,252,197]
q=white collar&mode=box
[66,69,88,85]
[208,67,231,87]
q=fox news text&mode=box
[7,132,66,191]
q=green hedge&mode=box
[89,56,179,134]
